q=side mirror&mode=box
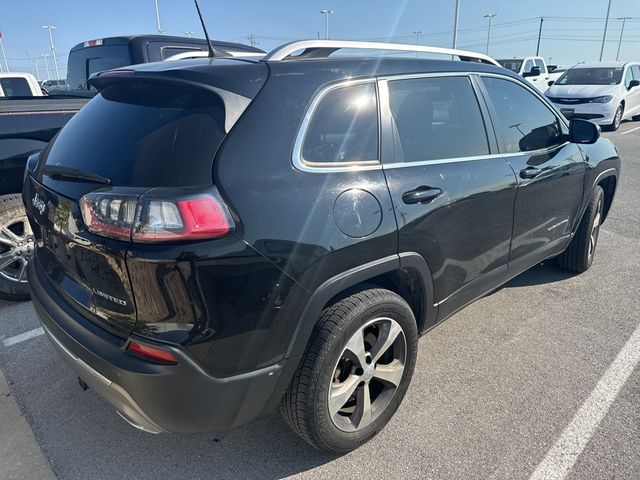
[629,79,640,90]
[523,66,541,78]
[548,80,555,87]
[569,119,600,144]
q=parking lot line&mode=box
[621,125,640,135]
[529,321,640,480]
[2,327,44,347]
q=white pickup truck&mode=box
[496,56,551,92]
[0,72,43,97]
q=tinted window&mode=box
[497,59,523,74]
[534,58,546,74]
[0,78,32,96]
[387,76,489,163]
[302,83,378,164]
[632,65,640,80]
[42,82,226,187]
[524,59,535,74]
[624,67,634,88]
[161,46,205,60]
[482,77,564,154]
[556,67,623,85]
[67,45,131,90]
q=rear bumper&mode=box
[28,257,295,434]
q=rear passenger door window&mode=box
[386,76,489,163]
[480,77,564,153]
[300,82,378,165]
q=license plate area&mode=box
[560,108,575,117]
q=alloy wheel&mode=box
[328,317,407,432]
[0,216,34,284]
[588,198,602,261]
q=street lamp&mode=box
[452,0,460,49]
[184,31,194,38]
[320,9,334,40]
[616,17,632,61]
[42,25,60,80]
[154,0,164,34]
[41,54,50,79]
[599,0,613,61]
[412,31,423,57]
[483,13,497,56]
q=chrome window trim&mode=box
[383,153,504,169]
[292,77,383,173]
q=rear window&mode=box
[67,45,131,90]
[43,82,226,187]
[0,77,32,96]
[498,59,523,73]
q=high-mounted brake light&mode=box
[127,340,179,364]
[98,69,134,78]
[80,190,234,243]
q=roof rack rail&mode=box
[262,40,500,66]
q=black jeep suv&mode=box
[23,40,620,453]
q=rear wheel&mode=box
[0,194,34,301]
[556,186,604,273]
[280,289,418,453]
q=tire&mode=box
[280,288,418,453]
[0,193,34,301]
[607,104,624,131]
[556,186,604,273]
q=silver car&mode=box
[545,61,640,131]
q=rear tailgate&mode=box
[24,177,139,336]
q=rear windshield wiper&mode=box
[41,165,111,185]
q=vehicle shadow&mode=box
[488,260,576,296]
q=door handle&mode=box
[520,167,542,179]
[402,187,443,204]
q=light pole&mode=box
[0,32,9,72]
[412,31,423,57]
[484,13,497,56]
[599,0,613,61]
[320,9,334,40]
[452,0,460,49]
[41,54,50,79]
[154,0,164,34]
[42,25,60,80]
[184,31,194,38]
[616,17,631,61]
[32,59,40,81]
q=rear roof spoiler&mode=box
[87,70,251,133]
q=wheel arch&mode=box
[285,253,436,359]
[593,169,618,221]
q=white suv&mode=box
[545,62,640,131]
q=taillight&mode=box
[127,340,179,364]
[79,189,234,243]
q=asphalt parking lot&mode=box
[1,123,639,480]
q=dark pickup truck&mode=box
[0,35,263,300]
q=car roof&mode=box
[573,61,629,69]
[70,35,264,54]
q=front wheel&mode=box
[608,104,624,131]
[280,288,418,453]
[556,186,604,273]
[0,194,34,301]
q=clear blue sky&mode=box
[1,0,639,80]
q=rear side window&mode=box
[301,83,378,164]
[633,65,640,80]
[387,76,489,163]
[0,78,31,96]
[482,77,564,154]
[43,82,226,187]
